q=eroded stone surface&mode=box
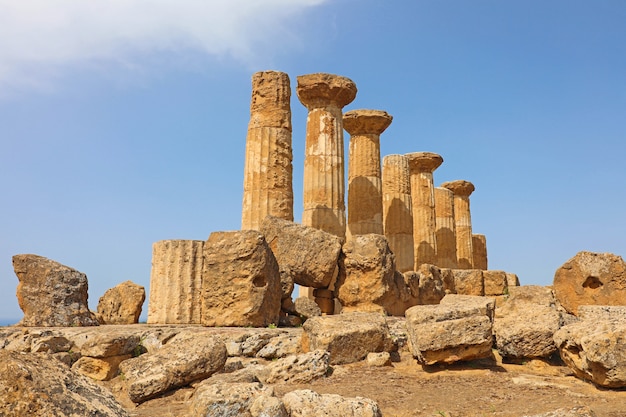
[282,389,382,417]
[97,280,145,325]
[191,382,273,417]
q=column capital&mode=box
[296,73,357,110]
[441,180,475,197]
[343,109,392,136]
[405,152,443,173]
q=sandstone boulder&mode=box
[553,251,626,315]
[62,327,141,358]
[0,350,129,416]
[416,263,446,304]
[250,395,288,417]
[202,230,281,327]
[554,308,626,388]
[406,294,494,365]
[294,296,322,319]
[302,312,392,365]
[493,286,562,359]
[12,254,99,326]
[191,382,274,417]
[483,270,508,296]
[452,269,484,296]
[119,331,227,403]
[262,349,330,384]
[260,216,342,291]
[96,280,145,324]
[72,355,130,381]
[282,389,382,417]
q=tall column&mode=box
[382,154,414,273]
[241,71,293,230]
[147,240,204,324]
[297,73,357,239]
[406,152,443,269]
[434,187,458,269]
[441,180,476,269]
[473,234,488,270]
[344,109,392,238]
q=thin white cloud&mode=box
[0,0,327,95]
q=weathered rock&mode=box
[506,272,521,287]
[0,350,129,416]
[294,296,322,319]
[119,331,227,403]
[483,270,508,296]
[72,354,130,381]
[406,294,494,365]
[452,269,484,296]
[282,389,382,417]
[336,234,399,314]
[241,332,275,357]
[250,395,288,417]
[367,351,392,367]
[256,333,300,359]
[523,407,598,417]
[202,230,281,327]
[63,328,141,358]
[96,280,145,324]
[493,286,562,358]
[554,312,626,388]
[301,312,392,365]
[12,254,99,327]
[279,314,302,327]
[416,263,446,305]
[30,334,72,353]
[191,382,274,417]
[553,251,626,315]
[260,216,342,291]
[261,349,330,384]
[578,305,626,322]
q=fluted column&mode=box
[406,152,443,269]
[241,71,293,230]
[147,240,204,324]
[434,187,458,268]
[344,109,392,238]
[441,180,476,269]
[473,234,488,270]
[297,73,357,239]
[382,154,414,273]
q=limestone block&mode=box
[72,354,130,381]
[260,216,342,291]
[382,154,414,273]
[202,230,281,327]
[578,305,626,322]
[96,280,145,325]
[435,187,458,268]
[366,351,392,367]
[452,269,485,296]
[294,296,322,319]
[301,312,392,365]
[256,333,301,359]
[0,350,130,417]
[554,317,626,388]
[282,390,382,417]
[472,234,488,270]
[335,234,398,314]
[553,251,626,315]
[416,263,446,305]
[119,331,227,403]
[30,335,72,353]
[63,328,141,358]
[506,272,521,287]
[250,395,288,417]
[483,270,508,296]
[493,286,562,359]
[147,239,204,324]
[405,295,494,365]
[191,382,274,417]
[12,254,99,327]
[262,349,330,384]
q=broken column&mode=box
[441,180,476,269]
[344,109,393,238]
[406,152,443,270]
[147,240,204,324]
[382,154,414,273]
[241,71,293,230]
[473,234,488,270]
[434,187,457,269]
[297,73,357,239]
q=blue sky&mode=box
[1,0,625,323]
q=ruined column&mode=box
[344,109,393,238]
[382,154,414,273]
[147,240,204,324]
[441,180,476,269]
[241,71,293,230]
[434,187,458,269]
[406,152,443,269]
[297,73,357,239]
[473,234,488,270]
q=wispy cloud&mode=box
[0,0,327,95]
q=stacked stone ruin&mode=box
[147,70,508,324]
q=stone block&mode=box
[452,269,484,296]
[282,389,382,417]
[483,270,508,296]
[191,382,273,417]
[97,280,145,324]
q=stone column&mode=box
[241,71,293,230]
[406,152,443,270]
[434,187,458,269]
[297,73,357,239]
[382,154,414,273]
[344,109,392,238]
[473,234,488,270]
[147,240,204,324]
[441,180,476,269]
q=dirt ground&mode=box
[117,351,626,417]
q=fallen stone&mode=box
[366,351,392,367]
[96,280,145,324]
[553,251,626,315]
[294,296,322,319]
[452,269,484,296]
[302,312,392,365]
[483,270,508,296]
[191,382,274,417]
[202,230,282,327]
[72,354,130,381]
[12,254,99,326]
[63,327,142,358]
[256,333,300,359]
[262,349,330,384]
[578,305,626,322]
[250,394,288,417]
[416,263,446,305]
[279,314,302,327]
[282,389,382,417]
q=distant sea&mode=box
[0,318,19,327]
